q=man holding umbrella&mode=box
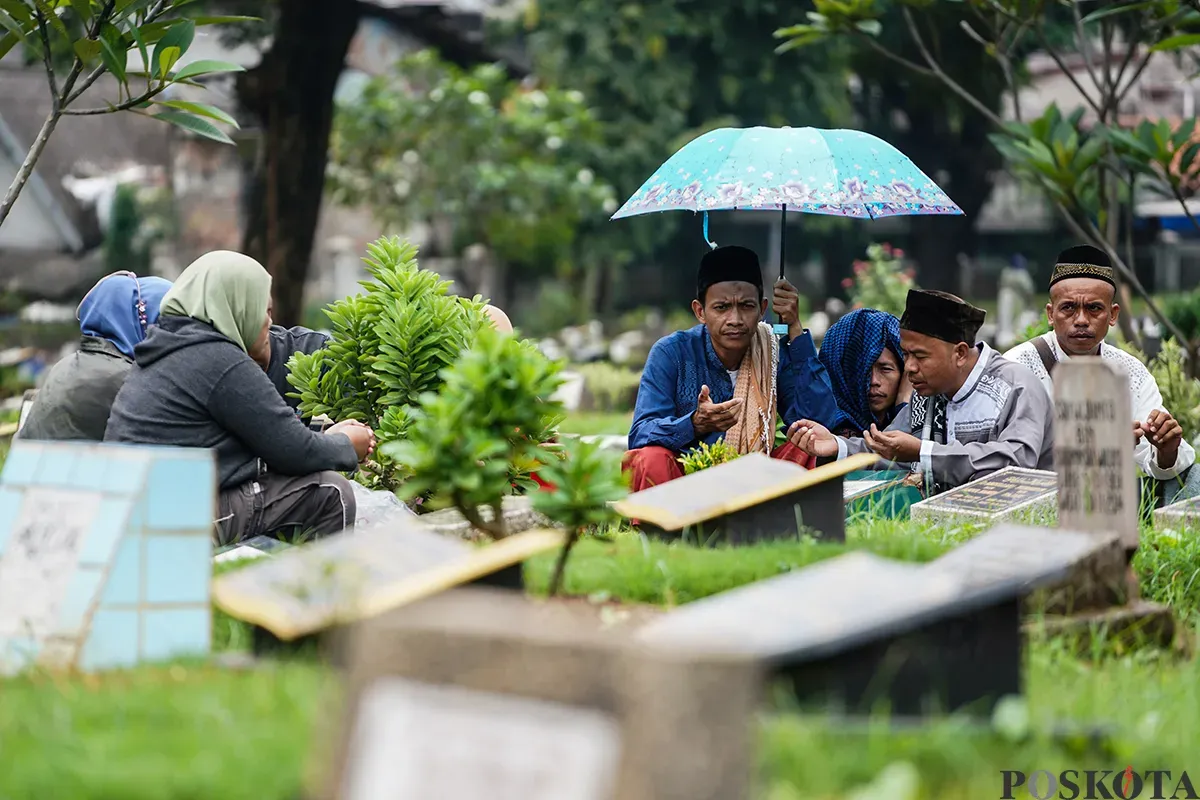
[623,245,844,490]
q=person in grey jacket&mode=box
[20,271,172,441]
[105,250,376,545]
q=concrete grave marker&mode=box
[0,440,216,674]
[909,467,1057,525]
[925,523,1125,615]
[638,538,1094,719]
[317,587,760,800]
[212,522,564,643]
[614,451,877,544]
[1153,494,1200,531]
[1053,358,1138,550]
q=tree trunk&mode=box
[238,0,361,326]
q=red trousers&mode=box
[621,442,815,493]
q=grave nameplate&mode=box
[212,523,564,642]
[1153,494,1200,531]
[1053,359,1137,550]
[0,440,216,674]
[319,587,760,800]
[909,467,1057,525]
[614,451,877,544]
[638,548,1055,718]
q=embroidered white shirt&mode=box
[1004,332,1195,480]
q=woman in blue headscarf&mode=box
[817,308,910,437]
[19,271,172,441]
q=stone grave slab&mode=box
[614,451,878,544]
[909,467,1057,526]
[1027,599,1176,654]
[419,495,556,540]
[316,587,760,800]
[211,522,564,643]
[1053,358,1138,550]
[925,523,1126,615]
[1153,494,1200,531]
[637,544,1078,719]
[0,440,216,674]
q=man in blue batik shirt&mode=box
[622,245,843,490]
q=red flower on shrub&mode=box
[893,248,905,258]
[841,277,854,289]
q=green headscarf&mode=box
[159,251,272,352]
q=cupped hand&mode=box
[693,384,744,435]
[786,419,838,458]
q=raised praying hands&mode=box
[692,384,744,435]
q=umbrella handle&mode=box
[702,212,717,250]
[773,204,789,337]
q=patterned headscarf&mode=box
[818,308,904,432]
[77,271,173,359]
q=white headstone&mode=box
[1053,358,1138,549]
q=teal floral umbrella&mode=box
[612,125,962,332]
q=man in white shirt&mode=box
[1004,244,1194,485]
[787,289,1054,494]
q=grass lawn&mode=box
[559,409,632,436]
[4,520,1200,799]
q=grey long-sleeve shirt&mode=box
[835,345,1054,490]
[105,316,358,490]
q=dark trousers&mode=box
[215,470,357,547]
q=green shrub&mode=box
[678,439,741,475]
[384,325,565,536]
[1163,289,1200,347]
[286,236,489,490]
[1018,315,1052,343]
[576,362,641,412]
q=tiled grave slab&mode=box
[0,440,216,674]
[910,467,1057,526]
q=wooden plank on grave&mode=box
[211,524,564,641]
[614,451,877,531]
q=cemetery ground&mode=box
[4,514,1200,799]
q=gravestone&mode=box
[1053,358,1138,550]
[0,440,216,674]
[639,528,1102,719]
[909,467,1057,526]
[1153,494,1200,531]
[211,522,564,644]
[317,587,760,800]
[614,451,878,544]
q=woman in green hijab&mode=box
[106,250,377,545]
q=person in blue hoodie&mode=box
[19,271,172,441]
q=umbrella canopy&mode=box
[611,126,963,221]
